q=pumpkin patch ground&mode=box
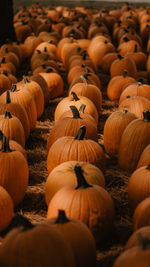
[0,1,150,266]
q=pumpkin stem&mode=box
[134,44,138,53]
[80,75,88,85]
[74,164,92,189]
[23,76,30,83]
[123,108,128,113]
[1,134,12,152]
[4,111,12,119]
[71,91,80,101]
[81,50,87,60]
[70,105,81,119]
[11,84,17,92]
[48,39,53,44]
[146,164,150,170]
[6,90,11,104]
[79,104,86,113]
[74,125,86,140]
[117,54,123,60]
[46,68,53,73]
[55,210,70,224]
[122,70,128,78]
[10,213,34,231]
[138,232,150,250]
[143,110,150,122]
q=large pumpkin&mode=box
[118,110,150,171]
[47,164,115,243]
[47,105,98,152]
[0,215,76,267]
[104,109,137,156]
[45,209,96,267]
[45,160,105,205]
[47,125,105,174]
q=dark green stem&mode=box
[6,90,11,104]
[143,110,150,122]
[71,91,80,101]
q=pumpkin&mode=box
[137,144,150,169]
[118,96,150,119]
[47,125,105,174]
[107,70,136,101]
[59,103,97,127]
[0,84,37,132]
[0,90,30,140]
[133,197,150,231]
[128,165,150,209]
[39,71,63,99]
[54,92,98,124]
[0,111,25,148]
[0,185,14,232]
[113,233,150,267]
[47,105,98,152]
[119,82,150,104]
[68,78,102,114]
[118,110,150,171]
[29,73,50,106]
[110,54,138,79]
[45,160,105,205]
[125,226,150,250]
[104,109,137,156]
[0,215,76,267]
[17,76,44,119]
[47,164,115,243]
[45,209,96,267]
[0,135,29,205]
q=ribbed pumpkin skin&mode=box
[45,160,105,205]
[0,225,76,267]
[0,186,14,232]
[128,166,150,209]
[0,89,37,131]
[47,184,115,243]
[0,150,29,206]
[133,197,150,231]
[69,83,102,114]
[17,78,44,119]
[118,96,150,119]
[118,118,150,171]
[119,83,150,104]
[107,73,136,101]
[0,102,30,140]
[0,114,25,148]
[45,213,96,267]
[104,110,137,156]
[137,144,150,168]
[47,136,105,174]
[54,95,98,124]
[46,115,98,153]
[0,139,27,160]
